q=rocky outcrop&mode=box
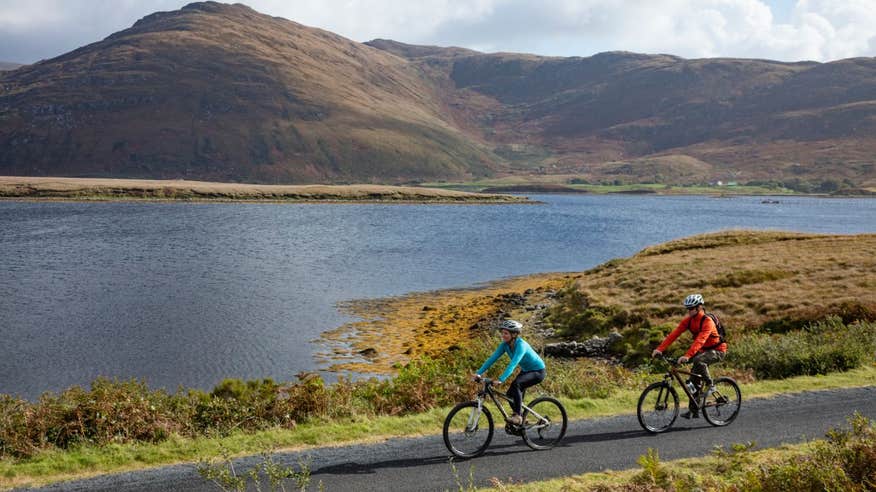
[543,332,623,358]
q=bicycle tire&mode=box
[701,377,741,427]
[443,401,494,458]
[637,381,679,433]
[521,396,567,450]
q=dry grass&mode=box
[581,230,876,330]
[0,176,524,203]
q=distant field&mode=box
[420,176,800,195]
[0,177,525,203]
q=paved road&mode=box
[30,386,876,491]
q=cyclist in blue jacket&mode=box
[474,319,546,425]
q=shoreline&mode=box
[0,176,529,204]
[317,271,575,374]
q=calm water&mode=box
[1,194,875,398]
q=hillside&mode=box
[2,3,876,185]
[0,62,22,71]
[373,42,876,187]
[0,2,496,183]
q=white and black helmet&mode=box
[683,294,704,308]
[498,319,523,333]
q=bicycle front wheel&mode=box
[637,382,679,433]
[443,401,494,459]
[702,377,741,427]
[521,396,567,450]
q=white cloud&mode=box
[1,0,874,63]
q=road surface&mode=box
[30,386,876,491]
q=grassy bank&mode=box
[2,366,874,490]
[0,177,526,203]
[500,413,876,491]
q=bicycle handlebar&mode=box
[655,354,679,366]
[472,375,495,387]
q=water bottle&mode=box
[685,381,697,395]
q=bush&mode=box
[545,280,637,339]
[541,358,644,400]
[727,317,876,379]
[741,413,876,491]
[0,379,181,457]
[609,322,666,367]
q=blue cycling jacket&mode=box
[477,338,546,383]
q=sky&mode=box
[1,0,875,64]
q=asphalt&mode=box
[26,386,876,491]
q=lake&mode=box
[1,194,874,399]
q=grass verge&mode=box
[3,365,874,490]
[496,412,876,491]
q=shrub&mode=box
[741,413,876,491]
[727,318,876,379]
[0,379,181,458]
[545,280,636,339]
[609,322,666,367]
[541,358,644,400]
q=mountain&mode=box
[368,42,876,186]
[2,2,875,186]
[0,62,23,71]
[0,2,495,182]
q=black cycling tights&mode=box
[507,369,546,415]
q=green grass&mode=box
[3,365,873,490]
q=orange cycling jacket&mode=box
[656,311,727,358]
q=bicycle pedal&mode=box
[504,423,524,436]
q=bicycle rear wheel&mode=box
[443,401,494,458]
[701,377,741,427]
[637,382,679,433]
[521,396,567,450]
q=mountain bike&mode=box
[443,376,567,458]
[637,354,741,433]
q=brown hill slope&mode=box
[0,2,496,182]
[3,3,876,185]
[374,42,876,186]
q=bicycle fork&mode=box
[653,377,673,411]
[466,398,484,433]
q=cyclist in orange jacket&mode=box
[651,294,727,419]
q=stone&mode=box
[543,332,623,358]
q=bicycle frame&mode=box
[473,378,551,430]
[656,355,713,406]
